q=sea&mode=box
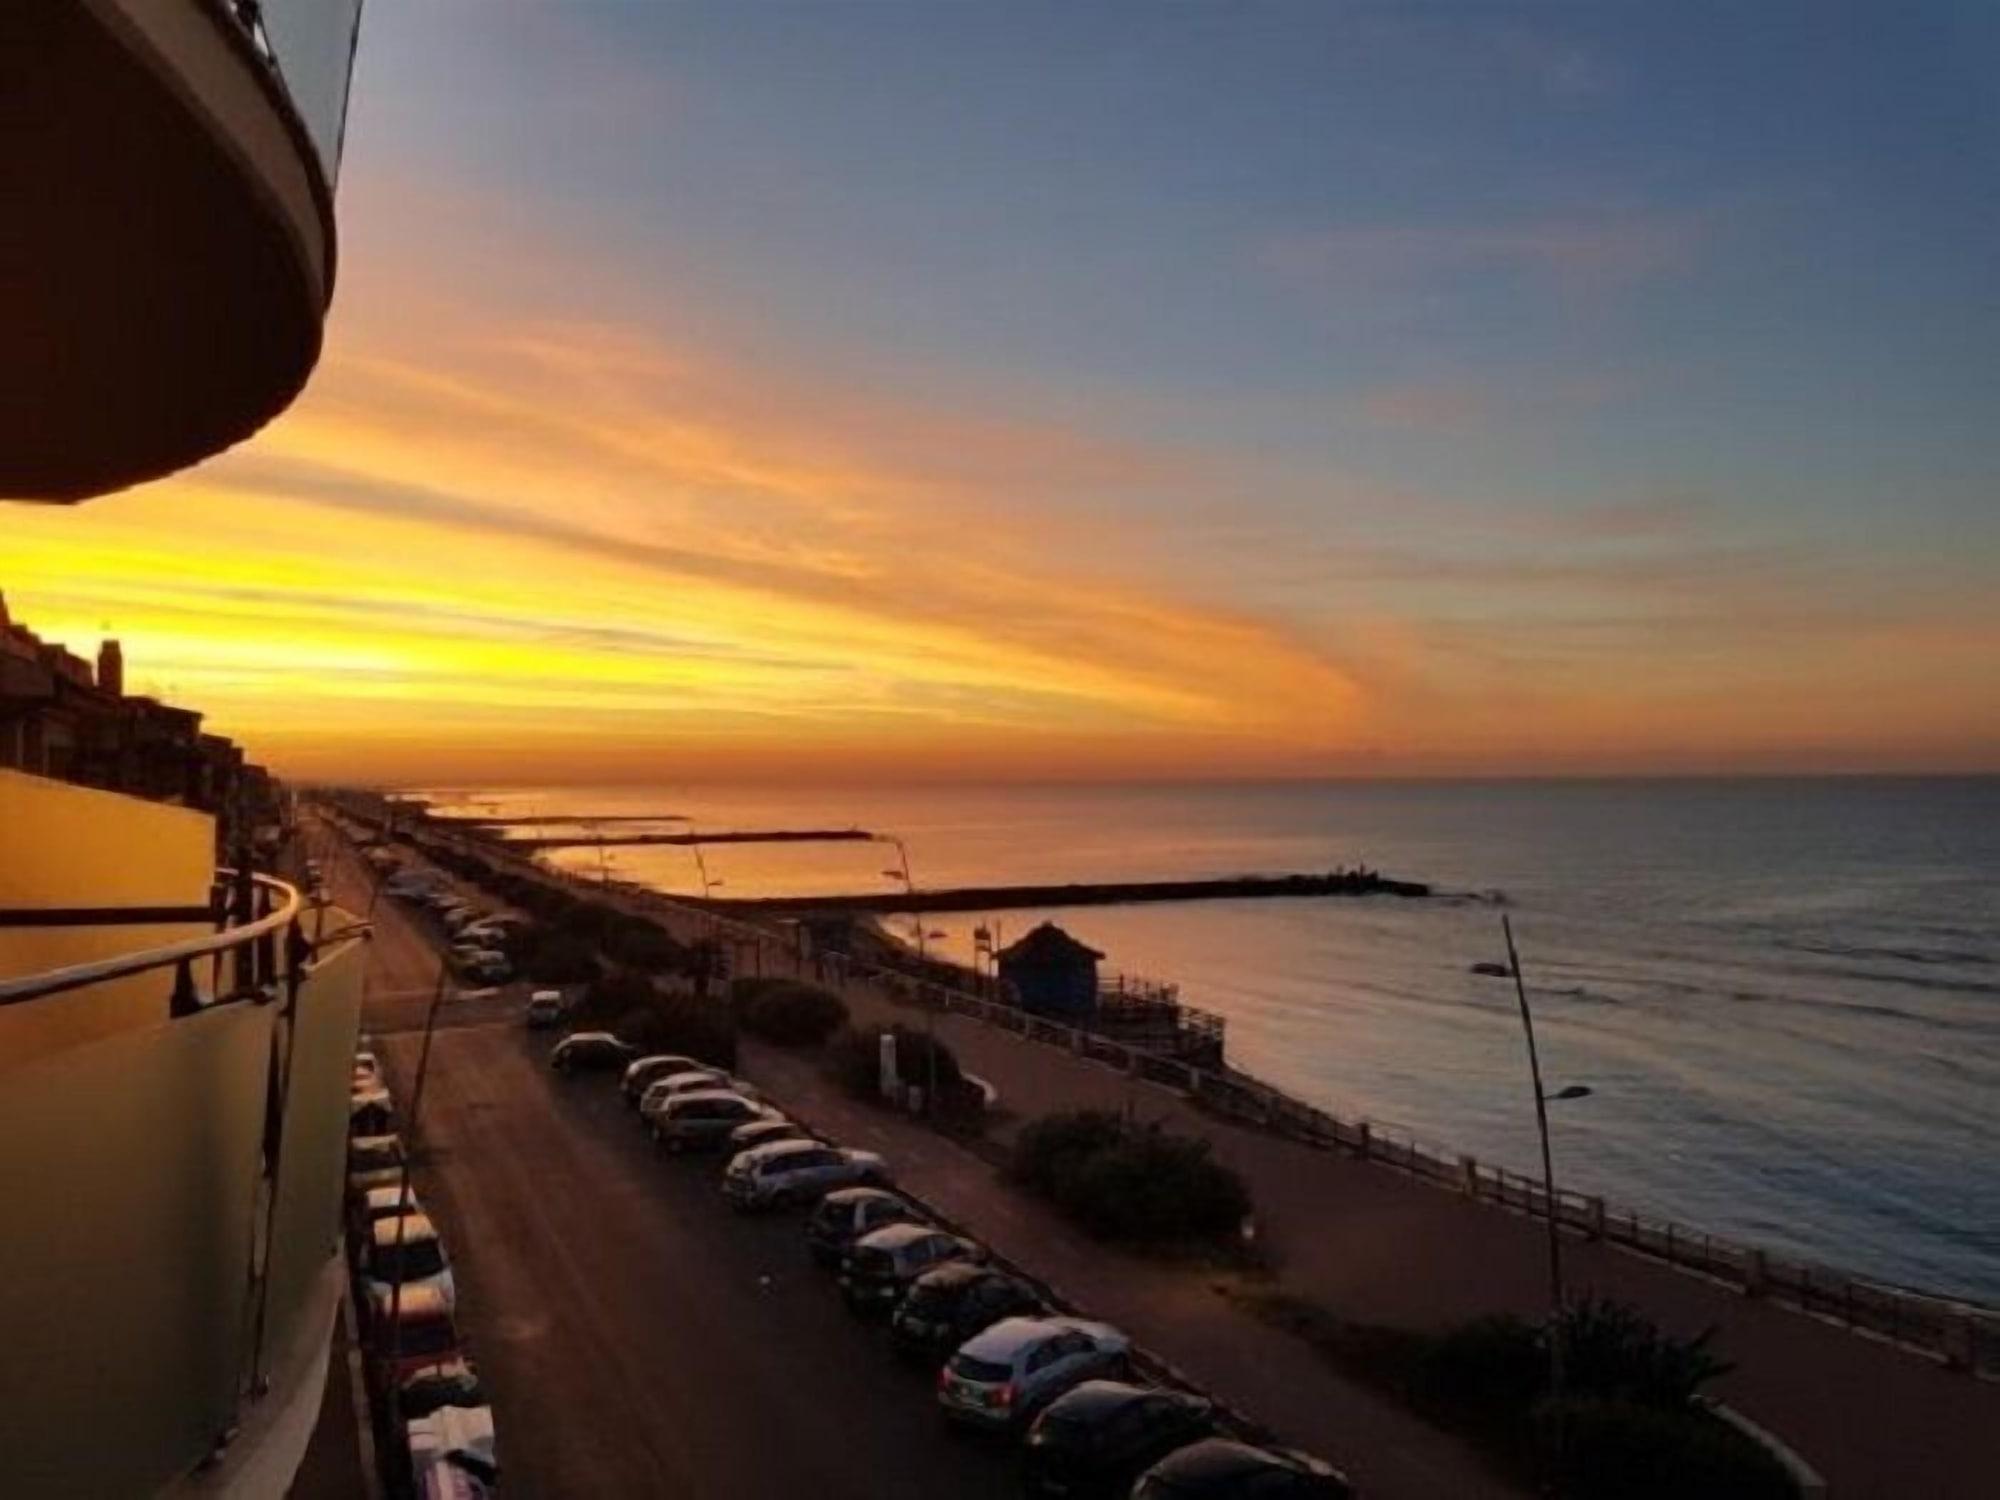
[413,777,2000,1304]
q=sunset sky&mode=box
[6,2,1996,780]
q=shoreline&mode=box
[368,796,1998,1325]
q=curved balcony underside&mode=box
[2,0,337,502]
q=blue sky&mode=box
[13,2,1995,777]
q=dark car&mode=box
[1132,1439,1353,1499]
[1023,1381,1214,1498]
[549,1031,636,1074]
[839,1223,982,1316]
[889,1262,1043,1362]
[806,1187,925,1269]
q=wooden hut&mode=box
[995,922,1104,1021]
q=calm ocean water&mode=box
[418,777,2000,1303]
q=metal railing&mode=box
[334,800,2000,1381]
[0,869,301,1009]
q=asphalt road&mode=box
[316,821,1024,1500]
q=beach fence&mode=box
[353,804,2000,1384]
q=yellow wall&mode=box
[0,768,215,1064]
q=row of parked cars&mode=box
[549,1029,1354,1498]
[349,1047,499,1499]
[378,863,523,984]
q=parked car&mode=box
[840,1223,982,1316]
[806,1187,925,1268]
[362,1213,457,1312]
[348,1133,406,1196]
[638,1071,759,1122]
[889,1262,1043,1363]
[647,1090,773,1152]
[399,1357,485,1420]
[351,1085,396,1136]
[549,1032,636,1073]
[723,1140,889,1210]
[621,1054,713,1105]
[1023,1381,1215,1498]
[1131,1439,1353,1499]
[406,1404,497,1494]
[352,1182,422,1238]
[405,1394,497,1500]
[524,990,567,1029]
[635,1068,730,1114]
[727,1116,812,1155]
[937,1317,1131,1432]
[366,1281,461,1387]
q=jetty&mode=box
[708,868,1430,915]
[429,812,689,826]
[499,827,875,851]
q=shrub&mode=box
[733,978,849,1047]
[604,918,686,972]
[1559,1298,1732,1409]
[1416,1314,1547,1416]
[523,931,600,985]
[1008,1109,1251,1249]
[1538,1398,1797,1500]
[1009,1110,1126,1197]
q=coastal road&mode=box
[315,821,1023,1500]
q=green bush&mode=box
[1008,1109,1251,1248]
[1538,1398,1797,1500]
[733,978,849,1047]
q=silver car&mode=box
[638,1070,758,1123]
[722,1140,890,1210]
[839,1223,982,1315]
[648,1090,772,1152]
[621,1053,713,1105]
[938,1317,1131,1430]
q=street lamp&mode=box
[878,834,926,960]
[1483,916,1592,1426]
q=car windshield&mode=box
[393,1318,457,1358]
[903,1280,954,1311]
[849,1246,895,1277]
[949,1354,1012,1384]
[376,1239,446,1280]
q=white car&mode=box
[722,1140,890,1210]
[621,1054,713,1105]
[363,1212,457,1313]
[938,1317,1131,1430]
[524,990,567,1029]
[637,1070,755,1120]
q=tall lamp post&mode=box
[1491,916,1591,1417]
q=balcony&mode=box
[0,860,371,1496]
[2,1,360,501]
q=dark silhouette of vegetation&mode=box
[1008,1109,1250,1248]
[1238,1291,1789,1499]
[830,1022,964,1101]
[521,930,600,985]
[732,977,849,1047]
